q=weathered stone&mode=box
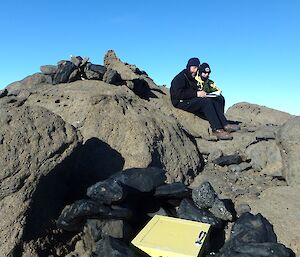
[276,116,300,185]
[235,203,251,218]
[228,162,252,172]
[255,130,276,140]
[40,65,58,75]
[0,104,80,256]
[104,50,139,81]
[208,149,223,163]
[71,56,83,67]
[245,141,283,177]
[24,80,203,184]
[5,73,48,93]
[226,102,293,126]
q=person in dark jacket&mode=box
[170,58,239,140]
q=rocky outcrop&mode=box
[23,80,202,184]
[226,102,293,126]
[1,50,299,256]
[0,98,81,256]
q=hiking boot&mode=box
[224,124,240,132]
[212,129,233,140]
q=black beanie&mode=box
[186,57,200,68]
[200,63,211,73]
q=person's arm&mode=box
[208,80,221,94]
[170,74,197,100]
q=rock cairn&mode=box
[56,168,292,257]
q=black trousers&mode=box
[176,95,228,130]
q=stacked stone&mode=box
[40,56,107,85]
[57,168,235,256]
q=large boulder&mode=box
[24,80,202,184]
[0,100,81,256]
[248,186,300,256]
[276,116,300,185]
[226,102,293,126]
[245,140,283,177]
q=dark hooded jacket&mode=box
[170,69,199,106]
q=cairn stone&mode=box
[87,180,126,204]
[154,182,191,199]
[213,212,293,257]
[56,200,132,232]
[40,65,58,75]
[177,199,223,228]
[94,236,138,257]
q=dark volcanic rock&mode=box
[84,63,106,80]
[213,154,243,166]
[87,180,126,204]
[192,181,217,209]
[103,68,123,85]
[154,182,191,198]
[210,198,233,221]
[177,199,223,228]
[0,88,8,98]
[192,181,233,221]
[234,242,292,257]
[109,167,166,193]
[213,212,294,257]
[85,219,134,243]
[94,236,138,257]
[52,60,77,84]
[56,200,132,232]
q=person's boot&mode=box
[224,124,240,132]
[212,129,233,140]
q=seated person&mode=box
[170,58,239,140]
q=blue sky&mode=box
[1,0,300,115]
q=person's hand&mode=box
[197,90,207,97]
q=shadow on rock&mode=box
[70,137,125,200]
[21,144,82,243]
[131,79,161,100]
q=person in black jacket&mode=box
[170,58,239,140]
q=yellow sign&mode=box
[131,215,211,257]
